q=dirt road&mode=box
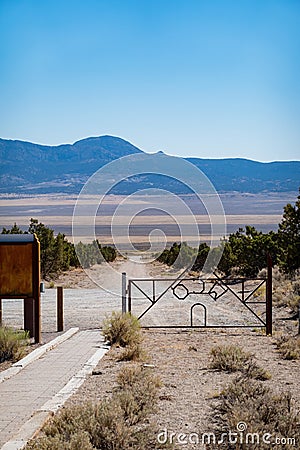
[1,256,288,339]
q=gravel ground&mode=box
[65,327,300,449]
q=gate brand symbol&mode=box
[172,283,189,300]
[172,280,205,300]
[207,280,228,301]
[171,278,229,302]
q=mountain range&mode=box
[0,135,299,194]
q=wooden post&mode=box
[57,286,64,332]
[32,236,41,343]
[122,272,127,314]
[24,298,35,338]
[266,254,273,336]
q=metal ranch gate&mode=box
[124,258,272,335]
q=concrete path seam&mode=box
[1,340,110,450]
[0,328,79,384]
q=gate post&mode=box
[57,286,64,332]
[128,281,132,314]
[266,254,273,335]
[24,298,35,338]
[122,272,127,314]
[32,235,41,343]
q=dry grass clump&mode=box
[26,364,167,450]
[209,345,271,380]
[115,364,162,425]
[118,343,147,362]
[0,327,29,363]
[210,345,251,372]
[276,334,300,360]
[208,377,299,450]
[242,359,271,381]
[253,284,266,299]
[102,312,141,347]
[102,312,146,362]
[26,401,130,450]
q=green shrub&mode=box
[1,219,117,279]
[1,219,80,279]
[75,240,117,269]
[101,312,141,347]
[0,327,29,363]
[157,242,197,269]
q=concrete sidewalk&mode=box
[0,329,108,449]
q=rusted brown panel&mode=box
[0,244,33,296]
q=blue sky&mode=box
[0,0,299,161]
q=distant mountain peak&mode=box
[0,135,299,195]
[73,134,137,145]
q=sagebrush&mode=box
[102,312,141,348]
[0,327,29,363]
[26,364,166,450]
[208,377,299,450]
[118,343,147,362]
[209,344,271,380]
[276,334,300,360]
[115,364,162,425]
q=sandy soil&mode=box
[65,328,300,449]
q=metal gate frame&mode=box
[125,256,273,335]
